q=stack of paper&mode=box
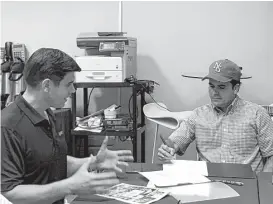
[147,181,239,203]
[140,160,240,203]
[139,170,210,187]
[163,160,208,176]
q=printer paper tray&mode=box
[75,71,123,83]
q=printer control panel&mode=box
[99,42,125,52]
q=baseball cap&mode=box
[202,59,243,82]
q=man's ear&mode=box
[234,84,240,94]
[41,78,52,93]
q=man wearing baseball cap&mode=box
[158,59,273,172]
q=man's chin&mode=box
[212,101,224,107]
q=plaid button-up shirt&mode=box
[170,96,273,172]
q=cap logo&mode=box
[213,62,222,72]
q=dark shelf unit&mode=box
[71,82,146,162]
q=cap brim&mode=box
[182,73,252,81]
[201,73,232,82]
[181,72,208,79]
[240,74,252,79]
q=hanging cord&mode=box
[128,90,141,120]
[139,83,170,111]
[87,88,95,112]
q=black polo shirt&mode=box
[1,95,67,204]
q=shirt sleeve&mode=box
[1,127,25,192]
[169,110,197,154]
[255,108,273,158]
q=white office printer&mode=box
[75,32,137,83]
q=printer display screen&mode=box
[102,43,115,50]
[99,42,124,51]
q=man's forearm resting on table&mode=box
[2,178,72,204]
[263,155,273,172]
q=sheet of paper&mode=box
[65,195,78,204]
[74,126,103,133]
[140,170,210,187]
[147,181,239,203]
[0,195,13,204]
[163,160,208,176]
[96,183,169,204]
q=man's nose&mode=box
[71,84,76,94]
[211,87,220,95]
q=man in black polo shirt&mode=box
[1,48,133,204]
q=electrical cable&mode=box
[128,91,140,120]
[135,79,160,86]
[125,76,171,143]
[87,88,94,111]
[139,83,170,111]
[127,90,141,143]
[128,93,133,120]
[126,76,170,116]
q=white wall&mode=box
[1,1,119,56]
[123,1,273,162]
[1,1,120,115]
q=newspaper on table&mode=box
[96,183,169,204]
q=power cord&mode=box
[128,90,141,121]
[125,76,171,143]
[139,83,170,111]
[125,75,170,113]
[87,88,95,111]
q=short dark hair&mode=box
[230,79,241,89]
[23,48,81,87]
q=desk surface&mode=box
[72,163,259,204]
[257,172,273,204]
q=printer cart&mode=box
[71,82,146,162]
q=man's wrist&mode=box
[175,149,184,156]
[165,139,183,156]
[173,143,184,156]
